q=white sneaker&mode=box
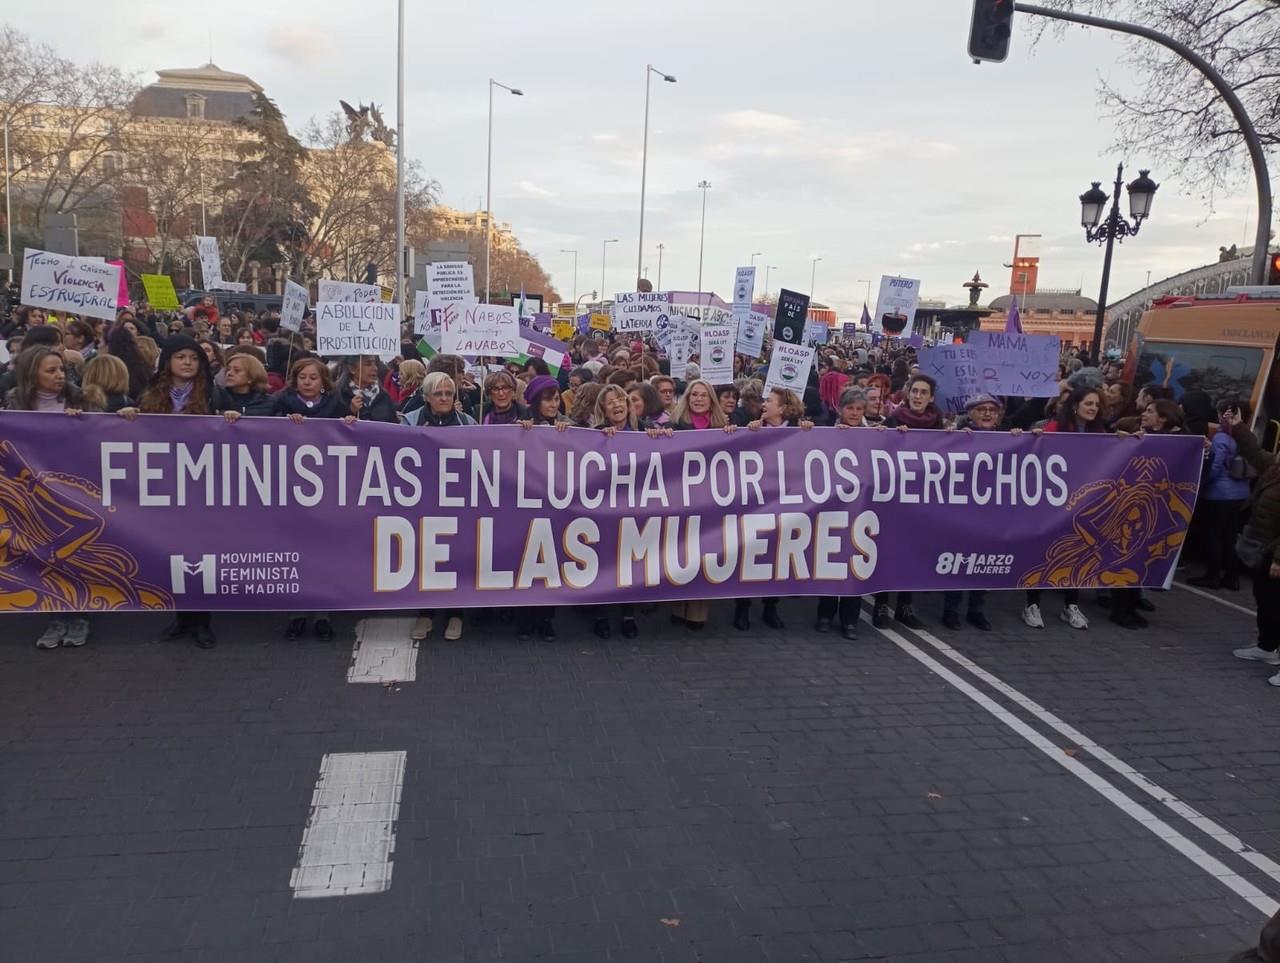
[444,617,463,641]
[1233,645,1280,666]
[1269,671,1280,688]
[411,615,432,640]
[61,618,89,647]
[1021,604,1044,629]
[36,619,67,649]
[1060,604,1089,630]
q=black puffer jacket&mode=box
[1233,423,1280,564]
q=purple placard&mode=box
[0,413,1201,612]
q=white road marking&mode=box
[290,751,406,899]
[897,621,1280,890]
[348,617,420,684]
[863,614,1280,918]
[1174,580,1258,617]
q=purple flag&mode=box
[1005,300,1023,334]
[859,303,871,329]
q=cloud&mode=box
[265,25,337,67]
[518,180,557,198]
[590,132,620,142]
[718,109,803,133]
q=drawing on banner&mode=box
[428,261,476,303]
[21,249,122,322]
[442,303,518,356]
[735,309,767,359]
[611,291,669,333]
[315,302,401,360]
[773,289,809,345]
[280,280,309,333]
[699,323,736,384]
[872,276,921,336]
[765,340,815,400]
[317,279,380,303]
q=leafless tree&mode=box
[1031,1,1279,204]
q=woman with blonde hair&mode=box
[134,335,161,374]
[592,383,642,433]
[80,353,132,413]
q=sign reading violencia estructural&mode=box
[21,249,122,322]
[315,302,401,360]
[0,413,1202,612]
[611,291,670,333]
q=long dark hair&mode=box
[1056,385,1105,433]
[139,347,211,415]
[106,325,152,400]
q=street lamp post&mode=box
[750,252,762,267]
[601,239,618,305]
[485,78,524,302]
[1079,163,1158,358]
[560,249,578,304]
[395,0,405,311]
[656,243,664,290]
[637,65,677,290]
[696,180,711,294]
[810,256,823,299]
[764,265,776,300]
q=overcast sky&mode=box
[28,1,1267,315]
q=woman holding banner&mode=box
[515,375,570,642]
[816,386,873,640]
[337,357,399,424]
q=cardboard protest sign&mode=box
[318,279,380,303]
[765,341,815,400]
[141,274,181,311]
[552,319,574,341]
[315,302,401,361]
[735,308,768,359]
[873,276,921,336]
[773,289,809,345]
[670,327,694,380]
[107,259,129,309]
[195,236,223,289]
[966,331,1061,397]
[918,344,982,414]
[841,321,858,339]
[611,291,669,333]
[442,303,518,356]
[803,320,829,346]
[699,323,736,384]
[21,249,121,322]
[590,312,612,333]
[733,267,755,309]
[281,280,309,333]
[428,261,476,303]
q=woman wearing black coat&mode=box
[221,354,275,417]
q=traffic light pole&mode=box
[1015,2,1273,287]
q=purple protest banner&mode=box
[0,413,1200,613]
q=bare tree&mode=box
[1031,1,1280,203]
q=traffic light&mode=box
[969,0,1015,63]
[1269,252,1280,286]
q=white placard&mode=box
[653,309,672,352]
[735,308,767,359]
[280,280,308,332]
[318,279,380,303]
[732,267,755,309]
[670,327,693,380]
[441,303,518,356]
[428,261,476,303]
[764,341,814,400]
[315,301,402,361]
[803,319,830,346]
[218,280,247,293]
[20,248,121,322]
[195,235,223,290]
[611,291,669,333]
[412,290,431,334]
[699,323,736,385]
[872,275,921,336]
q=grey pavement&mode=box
[1,582,1278,962]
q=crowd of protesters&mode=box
[1,288,1276,691]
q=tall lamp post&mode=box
[560,249,578,304]
[1079,163,1158,358]
[601,239,618,305]
[695,180,711,294]
[656,243,665,290]
[810,256,823,298]
[485,78,524,302]
[637,65,677,290]
[749,251,762,266]
[763,265,776,300]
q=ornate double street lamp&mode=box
[1079,163,1158,357]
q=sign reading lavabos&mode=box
[611,291,670,333]
[442,303,518,356]
[965,331,1061,398]
[872,275,921,336]
[280,280,309,333]
[317,279,381,303]
[699,324,737,384]
[21,249,122,322]
[765,340,815,400]
[315,302,401,361]
[428,261,476,303]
